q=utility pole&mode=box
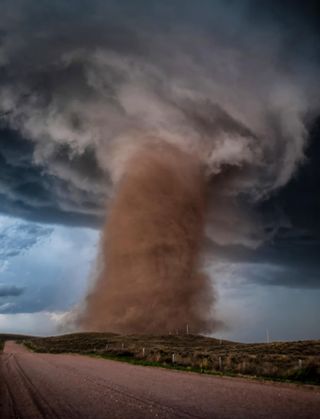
[186,323,189,335]
[266,328,270,343]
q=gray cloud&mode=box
[0,285,24,297]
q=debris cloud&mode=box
[80,144,217,333]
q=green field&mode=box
[17,332,320,385]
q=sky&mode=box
[0,0,320,342]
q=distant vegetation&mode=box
[22,333,320,385]
[0,334,34,352]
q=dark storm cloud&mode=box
[248,116,320,288]
[0,286,58,314]
[261,117,320,238]
[0,126,105,226]
[0,285,24,297]
[206,119,320,292]
[0,0,318,226]
[207,229,320,289]
[0,0,319,291]
[219,242,320,289]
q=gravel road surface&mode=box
[0,341,319,418]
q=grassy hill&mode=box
[23,332,320,385]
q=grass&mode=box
[23,332,320,385]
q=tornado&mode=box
[80,143,217,334]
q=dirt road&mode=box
[0,341,319,418]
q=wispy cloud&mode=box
[0,215,53,271]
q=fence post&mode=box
[172,353,175,364]
[142,347,145,357]
[219,356,222,370]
